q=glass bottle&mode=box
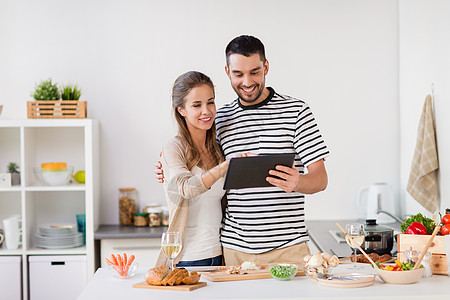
[420,251,432,278]
[118,188,136,225]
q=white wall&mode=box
[0,0,400,223]
[399,0,450,217]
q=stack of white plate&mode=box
[35,225,83,249]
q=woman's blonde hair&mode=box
[172,71,223,170]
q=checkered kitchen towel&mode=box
[406,95,439,212]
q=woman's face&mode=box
[177,84,216,134]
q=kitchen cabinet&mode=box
[29,255,86,300]
[0,256,22,300]
[0,119,99,299]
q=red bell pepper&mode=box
[406,222,428,235]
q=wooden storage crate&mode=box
[27,101,87,119]
[397,233,448,275]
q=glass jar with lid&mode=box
[118,188,136,226]
[134,213,148,227]
[147,207,162,227]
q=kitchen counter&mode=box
[94,225,167,239]
[78,264,450,300]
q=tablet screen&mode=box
[223,154,295,190]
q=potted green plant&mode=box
[7,162,20,186]
[28,78,87,118]
[61,84,82,100]
[31,78,60,100]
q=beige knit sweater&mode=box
[155,137,210,266]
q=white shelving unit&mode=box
[0,119,99,299]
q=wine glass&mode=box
[345,223,365,270]
[161,232,182,270]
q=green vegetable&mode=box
[374,261,382,269]
[401,213,436,235]
[270,264,297,279]
[401,262,414,270]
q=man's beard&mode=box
[235,84,264,104]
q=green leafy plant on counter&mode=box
[401,213,436,235]
[32,78,60,100]
[61,84,82,100]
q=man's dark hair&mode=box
[225,35,266,65]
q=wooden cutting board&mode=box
[132,281,207,291]
[199,268,305,282]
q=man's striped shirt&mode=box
[215,87,330,254]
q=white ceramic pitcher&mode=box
[3,216,22,250]
[357,183,399,224]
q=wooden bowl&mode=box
[375,267,425,284]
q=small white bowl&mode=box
[376,267,425,284]
[108,262,138,279]
[34,166,73,186]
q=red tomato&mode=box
[442,214,450,225]
[441,224,450,236]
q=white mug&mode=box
[3,217,22,250]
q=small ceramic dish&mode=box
[108,262,138,279]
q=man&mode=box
[156,35,329,265]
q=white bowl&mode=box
[34,166,73,186]
[108,262,138,279]
[375,267,425,284]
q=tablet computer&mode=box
[223,154,295,190]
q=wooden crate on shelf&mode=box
[27,101,87,119]
[397,233,448,275]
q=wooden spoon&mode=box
[336,222,380,269]
[412,224,441,270]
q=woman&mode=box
[156,71,230,267]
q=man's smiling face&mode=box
[225,53,269,106]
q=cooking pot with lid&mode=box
[362,219,394,255]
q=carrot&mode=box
[105,258,115,266]
[127,255,135,266]
[117,254,123,266]
[110,254,119,265]
[123,253,127,266]
[114,266,124,276]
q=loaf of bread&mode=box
[181,271,201,285]
[145,266,201,286]
[145,265,170,285]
